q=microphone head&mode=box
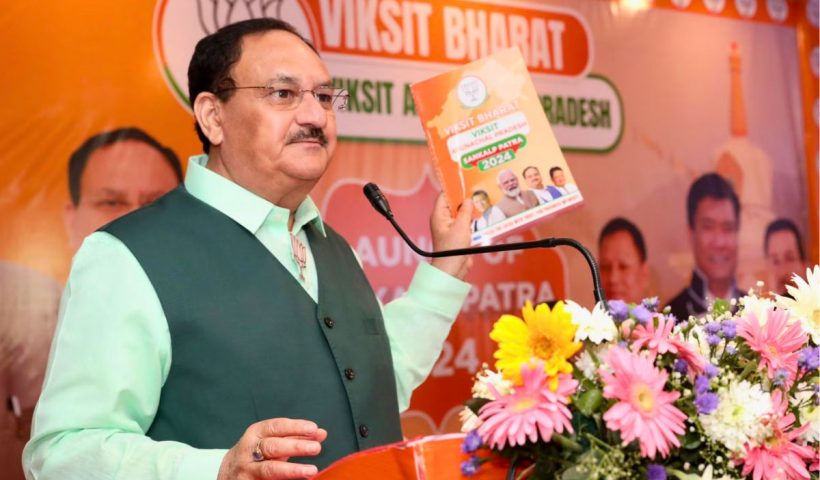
[362,183,393,218]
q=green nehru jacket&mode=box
[103,187,402,468]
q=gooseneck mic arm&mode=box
[363,183,607,305]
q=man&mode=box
[485,169,540,226]
[522,165,558,203]
[597,217,649,304]
[667,173,742,320]
[64,127,183,250]
[471,190,494,232]
[549,166,578,195]
[25,18,472,480]
[0,128,182,480]
[764,218,806,295]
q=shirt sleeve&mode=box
[382,262,471,412]
[23,232,226,480]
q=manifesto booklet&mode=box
[411,48,583,245]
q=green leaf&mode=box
[682,430,701,449]
[575,388,603,416]
[465,397,490,415]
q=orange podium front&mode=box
[315,433,508,479]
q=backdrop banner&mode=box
[1,0,815,476]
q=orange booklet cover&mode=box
[411,48,583,245]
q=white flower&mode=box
[776,265,820,343]
[574,350,597,379]
[793,389,820,443]
[685,323,713,359]
[459,406,482,432]
[737,293,776,326]
[564,300,616,344]
[699,380,773,453]
[471,368,512,400]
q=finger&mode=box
[253,459,318,479]
[259,437,322,460]
[453,197,474,227]
[430,193,453,224]
[254,418,318,439]
[285,428,328,442]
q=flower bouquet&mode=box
[459,267,820,479]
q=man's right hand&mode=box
[217,418,328,479]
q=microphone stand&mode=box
[363,183,607,305]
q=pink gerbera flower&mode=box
[737,308,807,384]
[630,314,676,355]
[741,390,814,480]
[630,315,705,375]
[477,362,578,450]
[599,347,687,459]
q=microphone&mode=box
[362,182,607,305]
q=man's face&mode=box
[766,230,804,294]
[65,140,180,250]
[690,197,738,288]
[523,168,543,189]
[551,169,566,187]
[498,171,520,197]
[599,230,649,303]
[472,194,490,212]
[214,30,337,197]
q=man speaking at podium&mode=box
[24,18,473,480]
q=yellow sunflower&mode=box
[490,300,583,389]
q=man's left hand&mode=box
[430,193,473,280]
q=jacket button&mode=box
[359,424,369,438]
[323,317,334,328]
[344,368,355,380]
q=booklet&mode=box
[411,47,583,245]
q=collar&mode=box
[688,268,741,304]
[184,154,326,237]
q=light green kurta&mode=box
[24,155,470,480]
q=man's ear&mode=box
[193,92,224,148]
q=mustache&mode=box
[287,128,328,147]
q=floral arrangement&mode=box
[459,267,820,479]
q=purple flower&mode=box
[694,374,710,394]
[673,359,688,374]
[647,463,667,480]
[704,322,721,335]
[707,334,721,346]
[721,320,736,339]
[665,313,678,325]
[704,364,719,379]
[772,368,789,388]
[631,305,652,325]
[461,430,481,454]
[460,456,480,476]
[725,345,737,355]
[642,296,660,312]
[608,300,629,322]
[798,346,820,371]
[695,392,719,414]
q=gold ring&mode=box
[252,438,265,462]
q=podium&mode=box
[315,433,509,479]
